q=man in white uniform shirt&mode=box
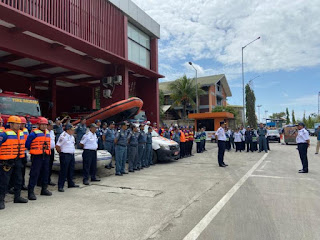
[215,121,228,167]
[56,124,79,192]
[80,123,100,185]
[48,121,56,186]
[296,122,310,173]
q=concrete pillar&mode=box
[136,78,159,125]
[49,79,56,120]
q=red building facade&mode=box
[0,0,162,123]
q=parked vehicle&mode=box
[0,90,42,125]
[308,129,315,136]
[283,125,298,145]
[144,127,180,163]
[267,129,280,143]
[27,150,112,171]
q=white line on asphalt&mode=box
[183,153,269,240]
[259,161,270,170]
[250,174,314,181]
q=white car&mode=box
[26,149,112,171]
[144,126,180,163]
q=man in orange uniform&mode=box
[26,117,52,200]
[184,127,189,157]
[188,126,194,156]
[0,116,28,210]
[179,127,186,158]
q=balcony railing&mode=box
[1,0,125,57]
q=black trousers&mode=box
[298,143,308,171]
[180,142,185,158]
[58,153,75,189]
[246,141,253,152]
[196,142,201,153]
[235,142,241,152]
[218,140,226,166]
[29,155,50,189]
[82,149,97,182]
[0,159,22,200]
[9,157,26,189]
[226,141,231,150]
[189,141,193,155]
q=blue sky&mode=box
[132,0,320,120]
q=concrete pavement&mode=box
[0,138,319,240]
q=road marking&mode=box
[259,161,270,170]
[250,174,314,181]
[183,153,269,240]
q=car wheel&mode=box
[152,150,158,164]
[285,142,288,145]
[278,139,280,143]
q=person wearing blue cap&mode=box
[95,120,104,150]
[75,117,87,149]
[296,122,310,173]
[137,124,147,169]
[104,121,115,169]
[114,122,129,175]
[128,125,139,172]
[257,123,268,153]
[146,126,153,166]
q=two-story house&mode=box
[159,74,232,119]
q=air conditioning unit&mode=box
[113,75,122,85]
[102,77,113,86]
[103,89,112,99]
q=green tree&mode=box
[245,84,257,128]
[302,112,307,124]
[169,75,205,119]
[159,90,165,120]
[269,112,286,119]
[212,106,238,118]
[292,110,296,124]
[286,108,290,124]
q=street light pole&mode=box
[257,104,262,123]
[189,62,199,113]
[242,37,260,125]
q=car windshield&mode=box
[0,96,41,117]
[268,130,278,134]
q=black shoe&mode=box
[129,170,134,172]
[14,196,28,203]
[28,191,37,201]
[133,168,138,171]
[48,182,56,186]
[316,153,319,154]
[105,166,111,169]
[219,165,226,167]
[83,181,90,185]
[223,163,228,167]
[0,201,4,210]
[8,188,14,195]
[122,172,128,174]
[68,184,80,188]
[115,173,122,176]
[136,168,141,171]
[299,170,308,173]
[58,188,64,192]
[111,166,115,168]
[21,185,28,191]
[41,189,52,196]
[91,179,101,182]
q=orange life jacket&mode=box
[0,129,24,160]
[30,129,51,155]
[184,130,189,142]
[180,130,186,143]
[189,131,194,141]
[19,128,28,158]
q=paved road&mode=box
[1,137,319,240]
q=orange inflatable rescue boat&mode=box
[72,97,143,125]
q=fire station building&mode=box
[0,0,163,123]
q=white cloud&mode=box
[132,0,320,78]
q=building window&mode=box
[128,23,150,69]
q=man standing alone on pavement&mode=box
[215,122,228,167]
[296,122,310,173]
[257,123,268,153]
[315,125,320,154]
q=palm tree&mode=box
[169,75,205,119]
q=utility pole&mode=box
[189,62,198,113]
[257,105,262,123]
